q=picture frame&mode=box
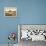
[4,7,17,17]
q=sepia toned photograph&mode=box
[4,7,17,17]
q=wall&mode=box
[19,0,46,24]
[0,0,46,44]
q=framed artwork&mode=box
[4,7,17,17]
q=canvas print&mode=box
[4,7,17,17]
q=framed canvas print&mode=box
[4,7,17,17]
